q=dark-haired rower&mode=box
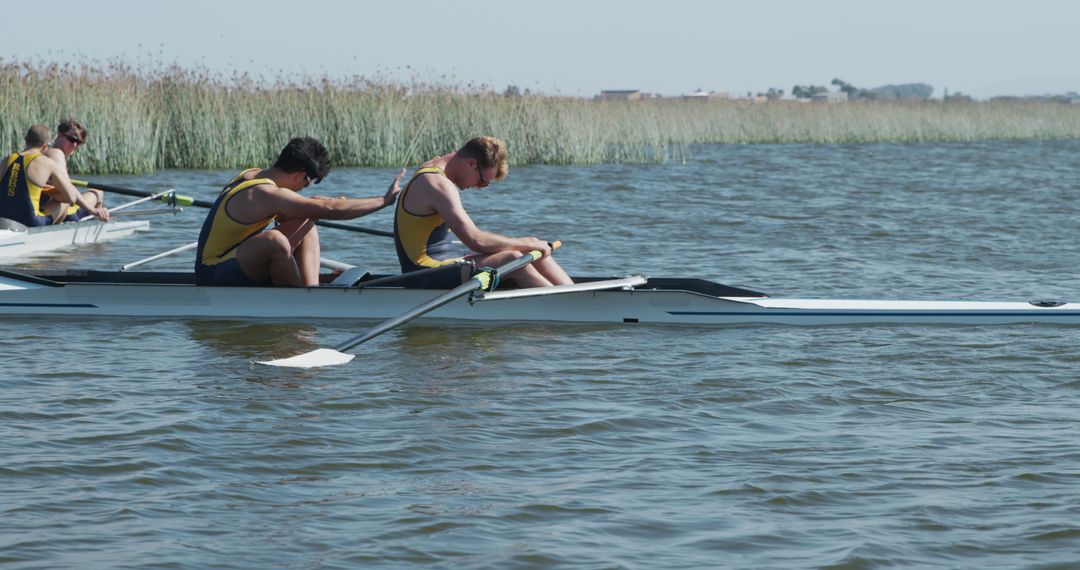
[195,136,404,287]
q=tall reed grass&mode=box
[3,60,1080,174]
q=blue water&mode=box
[3,141,1080,568]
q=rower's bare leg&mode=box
[510,265,554,288]
[74,191,103,220]
[42,199,68,224]
[236,230,302,287]
[277,219,320,287]
[465,250,553,288]
[43,191,102,223]
[534,256,573,285]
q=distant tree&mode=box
[503,84,521,97]
[760,87,784,100]
[792,85,829,99]
[831,78,867,99]
[869,83,934,100]
[830,78,934,101]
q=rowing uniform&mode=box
[393,166,475,287]
[0,152,55,226]
[195,169,276,286]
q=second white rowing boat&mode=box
[0,219,151,262]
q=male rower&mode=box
[41,118,108,222]
[0,125,109,227]
[195,136,404,287]
[393,135,571,288]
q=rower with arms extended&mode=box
[195,136,404,287]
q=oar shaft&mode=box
[121,241,198,271]
[312,220,393,237]
[332,249,546,353]
[73,180,394,237]
[110,207,184,217]
[105,190,171,213]
[319,258,355,272]
[72,179,170,201]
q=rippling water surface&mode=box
[3,141,1080,568]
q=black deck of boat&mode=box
[1,268,767,298]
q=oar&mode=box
[71,180,196,207]
[121,241,198,271]
[73,188,184,222]
[119,240,362,272]
[73,179,394,238]
[257,242,560,369]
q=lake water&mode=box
[3,141,1080,569]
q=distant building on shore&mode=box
[682,89,729,101]
[943,88,974,103]
[810,91,848,103]
[597,90,642,101]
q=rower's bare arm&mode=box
[42,161,81,204]
[380,168,405,205]
[433,188,549,255]
[41,157,106,218]
[257,169,405,221]
[42,148,78,203]
[263,187,394,221]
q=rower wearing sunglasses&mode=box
[195,136,404,287]
[40,118,110,223]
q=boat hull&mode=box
[0,220,151,261]
[0,270,1078,325]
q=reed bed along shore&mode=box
[4,61,1080,174]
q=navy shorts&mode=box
[24,214,55,227]
[394,243,474,289]
[195,258,270,286]
[64,206,92,222]
[428,243,476,262]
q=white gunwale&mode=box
[0,268,1077,326]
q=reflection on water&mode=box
[183,319,324,360]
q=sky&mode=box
[2,0,1077,99]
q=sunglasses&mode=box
[475,163,489,188]
[65,133,83,145]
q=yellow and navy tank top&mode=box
[195,169,277,268]
[0,152,50,225]
[393,166,460,271]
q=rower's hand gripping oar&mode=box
[257,242,561,369]
[72,179,394,238]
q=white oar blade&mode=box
[256,348,355,369]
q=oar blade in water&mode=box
[256,348,355,369]
[255,243,559,370]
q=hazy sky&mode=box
[3,0,1076,99]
